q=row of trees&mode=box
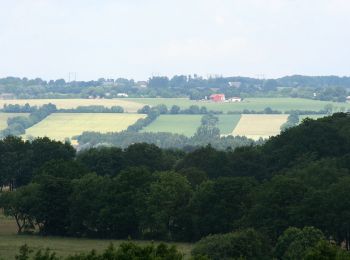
[138,104,223,115]
[1,75,349,101]
[0,103,57,137]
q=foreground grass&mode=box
[0,214,193,259]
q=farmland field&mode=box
[24,113,145,141]
[0,99,144,112]
[141,114,241,136]
[0,213,192,259]
[0,113,28,130]
[232,114,288,140]
[128,97,350,113]
[218,114,241,134]
[141,115,202,136]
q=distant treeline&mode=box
[0,75,349,101]
[0,103,57,137]
[2,114,350,259]
[1,103,124,113]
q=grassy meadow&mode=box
[217,114,242,134]
[232,114,289,140]
[0,213,192,259]
[0,113,28,130]
[23,113,145,142]
[141,115,202,136]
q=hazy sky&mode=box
[1,0,350,80]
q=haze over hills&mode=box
[1,1,350,259]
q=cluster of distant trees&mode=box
[1,75,349,101]
[60,105,124,113]
[2,113,350,259]
[14,243,185,260]
[138,104,223,115]
[0,103,57,137]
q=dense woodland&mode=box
[0,75,349,101]
[1,113,350,259]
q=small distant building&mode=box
[117,93,129,98]
[0,93,15,99]
[229,82,241,88]
[347,96,350,102]
[210,94,225,102]
[136,81,148,88]
[227,97,242,102]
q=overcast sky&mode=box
[0,0,349,81]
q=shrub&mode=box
[191,229,271,260]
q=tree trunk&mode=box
[14,214,23,233]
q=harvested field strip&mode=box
[232,114,288,140]
[24,113,146,141]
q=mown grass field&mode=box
[217,114,242,134]
[0,213,192,259]
[0,113,28,130]
[232,114,288,140]
[141,115,202,136]
[24,113,145,141]
[141,114,242,137]
[0,99,144,112]
[128,97,350,112]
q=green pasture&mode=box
[141,114,241,136]
[141,115,202,136]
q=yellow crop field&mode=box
[0,113,28,130]
[24,113,146,142]
[0,99,144,113]
[232,114,288,140]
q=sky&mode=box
[0,0,350,81]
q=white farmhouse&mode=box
[117,93,129,98]
[227,97,242,102]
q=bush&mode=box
[274,226,325,260]
[191,229,271,260]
